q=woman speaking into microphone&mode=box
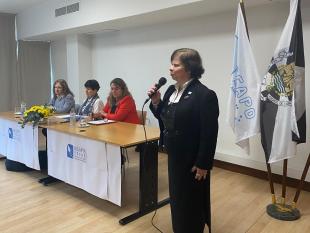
[148,48,219,233]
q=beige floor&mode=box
[0,149,309,233]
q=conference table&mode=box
[0,112,40,169]
[0,112,169,225]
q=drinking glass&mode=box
[79,118,87,127]
[14,106,21,114]
[20,102,27,114]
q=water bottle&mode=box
[69,108,76,126]
[20,102,27,115]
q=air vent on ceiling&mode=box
[67,3,79,14]
[55,6,66,17]
[55,2,80,17]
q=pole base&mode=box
[266,203,300,221]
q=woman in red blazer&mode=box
[97,78,139,124]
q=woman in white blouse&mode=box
[78,79,104,117]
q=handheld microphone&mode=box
[144,77,167,104]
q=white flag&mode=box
[227,2,261,153]
[260,0,306,163]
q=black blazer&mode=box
[150,79,219,170]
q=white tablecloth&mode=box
[0,118,40,170]
[47,129,122,206]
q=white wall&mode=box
[66,35,80,101]
[52,35,92,104]
[65,34,93,104]
[77,34,93,104]
[51,39,67,82]
[90,2,310,181]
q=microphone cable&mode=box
[141,102,148,142]
[151,209,163,233]
[141,101,164,233]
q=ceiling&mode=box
[0,0,289,15]
[0,0,297,41]
[0,0,48,14]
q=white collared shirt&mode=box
[169,79,193,104]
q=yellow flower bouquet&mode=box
[20,105,54,128]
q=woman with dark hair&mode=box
[49,79,75,113]
[94,78,139,124]
[78,79,104,116]
[148,48,219,233]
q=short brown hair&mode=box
[171,48,205,79]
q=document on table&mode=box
[88,119,115,125]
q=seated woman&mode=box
[49,79,75,113]
[40,79,75,185]
[78,79,104,117]
[94,78,139,124]
[42,78,75,149]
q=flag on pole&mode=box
[227,1,261,153]
[261,0,306,163]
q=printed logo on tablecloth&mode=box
[67,144,74,158]
[8,128,21,141]
[8,128,13,139]
[66,143,87,162]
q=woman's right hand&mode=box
[147,85,161,105]
[92,112,101,119]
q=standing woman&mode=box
[95,78,139,124]
[78,79,104,116]
[148,48,219,233]
[49,79,75,113]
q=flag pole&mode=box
[263,0,304,221]
[266,158,300,221]
[281,159,288,205]
[240,0,249,40]
[266,163,276,204]
[292,153,310,208]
